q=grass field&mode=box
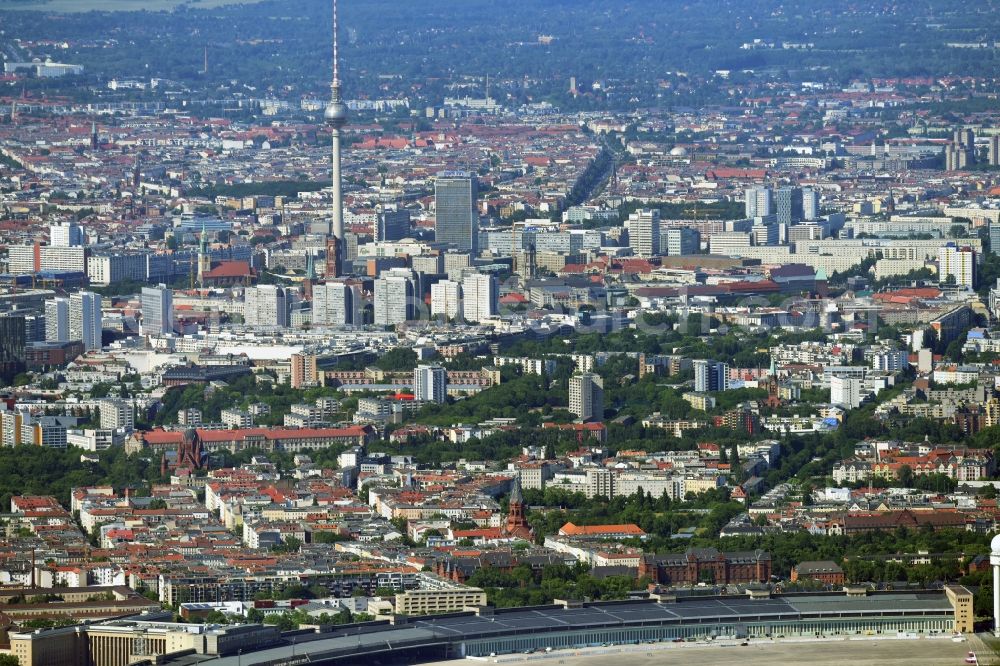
[0,0,268,11]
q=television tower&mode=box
[324,0,348,278]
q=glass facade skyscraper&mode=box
[434,171,478,253]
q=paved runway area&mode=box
[427,637,978,666]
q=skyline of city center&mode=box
[1,2,1000,665]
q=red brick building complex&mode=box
[791,560,845,585]
[638,547,771,585]
[136,425,375,455]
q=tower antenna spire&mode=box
[332,0,340,92]
[324,0,348,277]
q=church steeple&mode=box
[197,221,212,287]
[505,475,530,538]
[510,475,524,507]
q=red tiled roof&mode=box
[141,426,371,445]
[204,261,254,279]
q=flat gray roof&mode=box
[198,593,955,665]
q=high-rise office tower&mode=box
[989,224,1000,255]
[990,135,1000,167]
[313,281,359,326]
[751,221,779,246]
[376,208,411,242]
[244,285,289,328]
[745,186,772,218]
[413,365,447,404]
[50,222,83,247]
[45,297,70,343]
[343,232,360,265]
[22,314,44,343]
[141,284,173,336]
[802,188,819,221]
[775,186,804,226]
[70,291,102,351]
[461,273,498,323]
[431,279,463,320]
[694,359,728,392]
[325,0,348,276]
[373,269,415,326]
[569,373,604,422]
[663,227,700,256]
[0,314,27,383]
[628,209,661,258]
[435,172,478,253]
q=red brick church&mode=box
[504,476,534,541]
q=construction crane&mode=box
[683,202,706,221]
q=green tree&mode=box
[800,482,814,506]
[375,348,418,371]
[897,465,914,488]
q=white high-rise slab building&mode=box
[694,359,728,392]
[431,279,463,321]
[830,375,864,409]
[938,244,977,289]
[244,285,288,328]
[140,284,173,336]
[50,221,83,247]
[745,186,772,218]
[461,273,498,323]
[313,281,359,326]
[414,365,447,404]
[628,209,661,258]
[374,269,415,326]
[664,227,700,256]
[70,291,102,351]
[569,372,604,422]
[45,297,70,343]
[802,188,819,220]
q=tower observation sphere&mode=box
[325,100,348,127]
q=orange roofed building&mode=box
[558,522,646,539]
